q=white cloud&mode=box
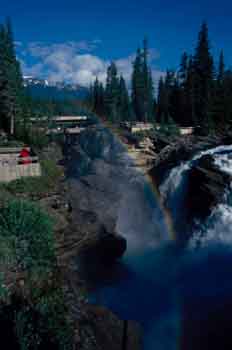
[20,60,44,77]
[19,40,164,88]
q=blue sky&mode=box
[1,0,232,86]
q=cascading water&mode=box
[160,144,232,239]
[68,127,232,349]
[190,148,232,247]
[161,144,232,244]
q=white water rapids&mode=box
[160,144,232,247]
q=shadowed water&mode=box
[67,128,232,349]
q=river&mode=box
[67,127,232,350]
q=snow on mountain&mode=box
[23,76,89,100]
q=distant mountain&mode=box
[23,76,89,100]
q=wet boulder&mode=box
[78,225,127,264]
[185,154,231,221]
[94,231,127,262]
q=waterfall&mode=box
[190,149,232,247]
[160,144,232,203]
[71,127,232,350]
[160,144,232,246]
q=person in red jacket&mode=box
[19,147,31,165]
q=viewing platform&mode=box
[0,147,41,183]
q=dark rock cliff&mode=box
[60,126,143,349]
[186,154,231,222]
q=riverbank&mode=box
[0,140,141,350]
[38,141,143,349]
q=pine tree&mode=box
[104,62,120,122]
[223,70,232,126]
[164,70,175,121]
[93,77,102,115]
[118,75,131,121]
[178,52,189,125]
[169,76,183,125]
[185,56,196,126]
[211,50,227,130]
[0,19,23,135]
[142,38,153,121]
[179,52,188,86]
[147,68,154,121]
[193,22,214,129]
[87,83,94,110]
[218,50,225,85]
[131,40,154,122]
[157,76,168,123]
[131,48,144,121]
[98,82,105,116]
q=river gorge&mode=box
[64,124,232,350]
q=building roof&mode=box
[52,116,88,122]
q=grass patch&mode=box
[0,199,56,278]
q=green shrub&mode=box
[35,289,73,350]
[0,273,9,301]
[0,292,73,350]
[0,200,55,276]
[40,158,63,184]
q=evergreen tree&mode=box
[193,22,214,128]
[157,76,168,122]
[169,76,183,125]
[223,70,232,126]
[118,75,131,121]
[211,50,227,129]
[162,70,176,122]
[131,48,144,121]
[104,62,120,122]
[131,40,154,122]
[87,83,94,110]
[217,50,225,85]
[142,39,154,121]
[0,19,23,135]
[147,68,154,121]
[185,56,196,126]
[92,77,105,115]
[179,52,188,86]
[177,52,189,125]
[98,82,105,116]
